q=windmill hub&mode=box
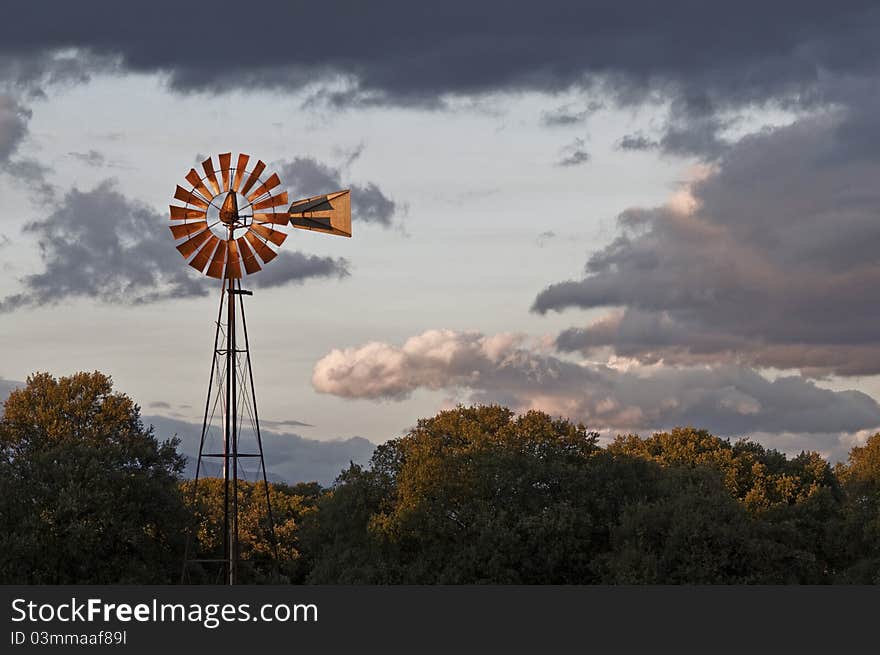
[218,191,240,225]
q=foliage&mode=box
[0,372,187,583]
[3,371,879,584]
[180,478,319,583]
[833,433,880,582]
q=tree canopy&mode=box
[2,372,879,584]
[0,372,188,583]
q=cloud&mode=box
[537,230,556,247]
[249,251,349,289]
[556,138,590,167]
[0,95,29,163]
[0,94,60,205]
[145,414,374,485]
[0,180,349,311]
[618,97,732,158]
[278,156,399,228]
[68,150,105,167]
[2,3,877,121]
[533,110,880,377]
[617,133,658,152]
[312,329,880,454]
[541,101,602,127]
[5,5,880,171]
[0,180,210,311]
[260,418,315,430]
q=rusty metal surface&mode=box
[189,235,220,272]
[177,229,213,258]
[206,239,228,278]
[185,168,215,203]
[246,172,281,201]
[253,211,288,225]
[169,204,206,220]
[238,160,266,197]
[226,238,242,279]
[202,157,221,196]
[169,220,208,239]
[174,185,210,209]
[244,230,278,263]
[232,153,250,191]
[250,222,287,246]
[219,191,239,225]
[237,236,262,274]
[218,152,232,192]
[253,191,289,211]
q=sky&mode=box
[3,3,880,480]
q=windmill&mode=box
[171,152,351,584]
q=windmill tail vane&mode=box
[172,152,351,584]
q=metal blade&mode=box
[226,239,242,279]
[202,156,221,196]
[250,222,287,246]
[244,230,278,264]
[176,229,212,258]
[189,235,220,272]
[253,211,288,225]
[246,172,281,202]
[232,153,250,191]
[237,236,262,274]
[170,205,206,220]
[174,185,210,209]
[184,169,215,204]
[169,221,208,239]
[218,152,232,192]
[238,160,266,197]
[253,191,288,211]
[206,240,228,279]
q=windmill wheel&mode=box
[169,153,290,279]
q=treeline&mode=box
[1,372,879,584]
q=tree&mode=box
[305,406,676,583]
[600,467,776,583]
[0,372,188,583]
[181,479,320,583]
[834,433,880,582]
[608,428,839,513]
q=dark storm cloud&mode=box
[278,157,398,227]
[0,50,115,98]
[0,180,349,311]
[1,2,878,114]
[3,4,880,170]
[534,109,880,377]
